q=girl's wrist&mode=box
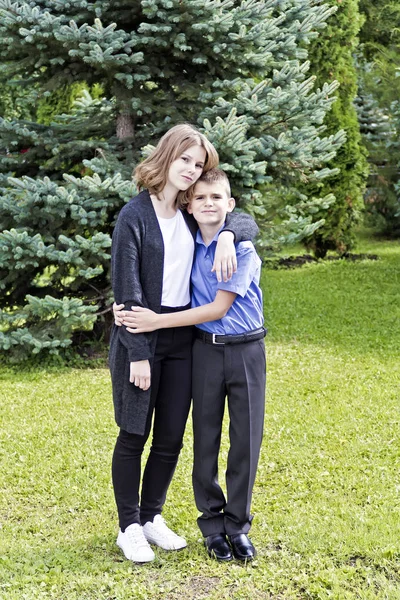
[219,230,235,242]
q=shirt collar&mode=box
[196,224,225,247]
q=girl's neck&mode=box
[150,183,179,218]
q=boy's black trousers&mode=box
[192,336,266,536]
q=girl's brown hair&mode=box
[134,124,219,208]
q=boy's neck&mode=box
[198,221,225,245]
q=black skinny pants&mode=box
[112,315,193,531]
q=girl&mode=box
[109,124,257,563]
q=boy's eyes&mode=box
[193,195,222,201]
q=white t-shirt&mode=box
[157,210,194,307]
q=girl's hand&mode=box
[125,307,160,333]
[213,231,237,282]
[113,302,125,326]
[130,360,151,390]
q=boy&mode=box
[116,169,266,561]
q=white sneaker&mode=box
[116,523,155,563]
[142,515,187,550]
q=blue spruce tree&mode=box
[0,0,345,359]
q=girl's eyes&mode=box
[180,156,203,169]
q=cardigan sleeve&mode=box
[111,207,153,362]
[223,211,259,242]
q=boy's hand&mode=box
[113,303,159,333]
[130,360,151,390]
[125,307,160,333]
[113,302,125,326]
[213,231,237,282]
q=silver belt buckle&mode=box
[212,333,224,345]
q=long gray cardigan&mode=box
[109,189,258,435]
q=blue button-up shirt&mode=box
[191,229,264,335]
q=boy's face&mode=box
[188,181,235,227]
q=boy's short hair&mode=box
[196,168,231,198]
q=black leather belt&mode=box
[195,327,266,346]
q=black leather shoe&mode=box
[228,534,257,561]
[204,533,233,561]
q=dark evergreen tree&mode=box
[358,0,400,112]
[0,81,36,121]
[304,0,369,257]
[0,0,345,359]
[380,99,400,236]
[358,0,400,235]
[359,0,400,63]
[354,70,399,234]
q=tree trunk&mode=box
[116,112,134,140]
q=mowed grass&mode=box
[0,238,399,599]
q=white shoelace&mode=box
[152,516,180,540]
[126,525,150,549]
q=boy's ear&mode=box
[227,197,236,213]
[187,202,193,214]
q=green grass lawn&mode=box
[1,238,399,599]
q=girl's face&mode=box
[167,144,207,192]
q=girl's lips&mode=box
[182,176,192,182]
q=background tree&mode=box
[357,0,400,236]
[359,0,400,70]
[303,0,369,258]
[0,0,345,360]
[0,81,37,122]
